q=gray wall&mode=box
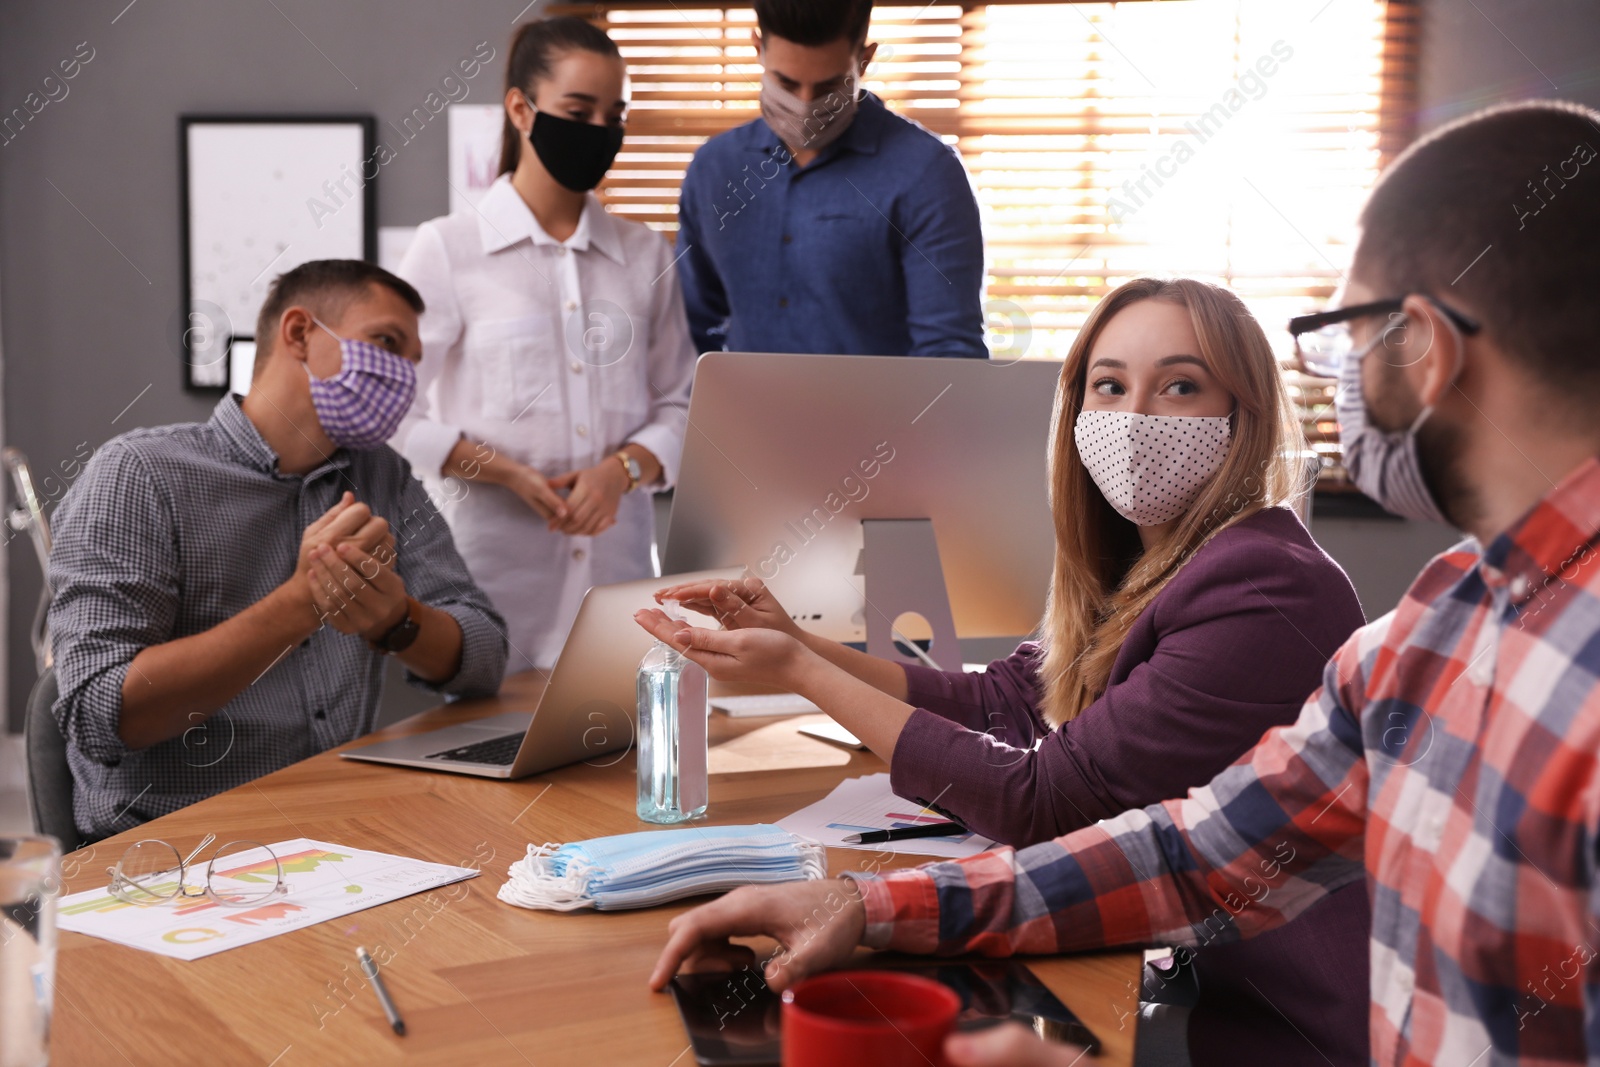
[1309,515,1459,621]
[2,0,1599,727]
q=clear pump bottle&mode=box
[636,602,709,823]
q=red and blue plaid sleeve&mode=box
[851,615,1388,956]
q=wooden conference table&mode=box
[51,673,1140,1066]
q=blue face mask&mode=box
[497,824,826,911]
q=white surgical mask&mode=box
[497,824,825,912]
[1075,410,1233,526]
[759,71,860,153]
[1334,322,1456,525]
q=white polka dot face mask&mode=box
[1073,410,1233,526]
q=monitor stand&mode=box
[859,519,960,672]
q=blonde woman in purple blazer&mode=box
[638,277,1369,1066]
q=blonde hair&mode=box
[1037,278,1307,727]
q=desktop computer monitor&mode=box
[662,353,1064,665]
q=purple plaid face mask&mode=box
[306,319,417,450]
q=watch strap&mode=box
[613,450,641,492]
[369,597,422,655]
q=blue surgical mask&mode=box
[498,824,825,911]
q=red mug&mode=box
[781,970,961,1067]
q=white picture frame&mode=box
[180,115,375,390]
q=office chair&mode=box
[24,667,80,852]
[7,448,80,849]
[4,447,54,676]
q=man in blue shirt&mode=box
[676,0,987,358]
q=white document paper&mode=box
[778,774,997,859]
[57,839,480,961]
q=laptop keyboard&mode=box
[424,732,523,766]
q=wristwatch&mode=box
[613,451,642,493]
[368,597,422,655]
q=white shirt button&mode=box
[1509,575,1530,599]
[572,548,586,562]
[570,361,583,374]
[565,300,578,312]
[1395,970,1414,995]
[1467,651,1495,687]
[575,424,588,437]
[555,246,568,256]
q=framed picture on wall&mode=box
[179,114,376,391]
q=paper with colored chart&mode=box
[778,773,997,859]
[55,838,480,961]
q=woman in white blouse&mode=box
[394,17,694,673]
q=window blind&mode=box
[547,0,1419,487]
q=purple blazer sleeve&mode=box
[889,510,1364,848]
[898,644,1047,745]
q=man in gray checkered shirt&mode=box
[48,260,509,841]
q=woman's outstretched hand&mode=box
[634,608,813,690]
[653,577,802,640]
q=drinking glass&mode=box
[1,835,61,1067]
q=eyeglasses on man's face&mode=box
[1289,296,1481,379]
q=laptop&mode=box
[341,568,741,779]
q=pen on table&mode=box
[843,821,966,845]
[356,946,407,1036]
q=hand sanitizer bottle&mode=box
[636,601,709,824]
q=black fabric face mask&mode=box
[529,108,624,192]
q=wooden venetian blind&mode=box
[550,0,1418,486]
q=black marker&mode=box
[843,821,966,844]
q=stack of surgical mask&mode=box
[497,824,826,912]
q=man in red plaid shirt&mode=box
[649,100,1600,1066]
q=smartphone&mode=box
[668,971,785,1067]
[668,957,1100,1066]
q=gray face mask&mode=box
[1334,319,1460,525]
[759,71,860,153]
